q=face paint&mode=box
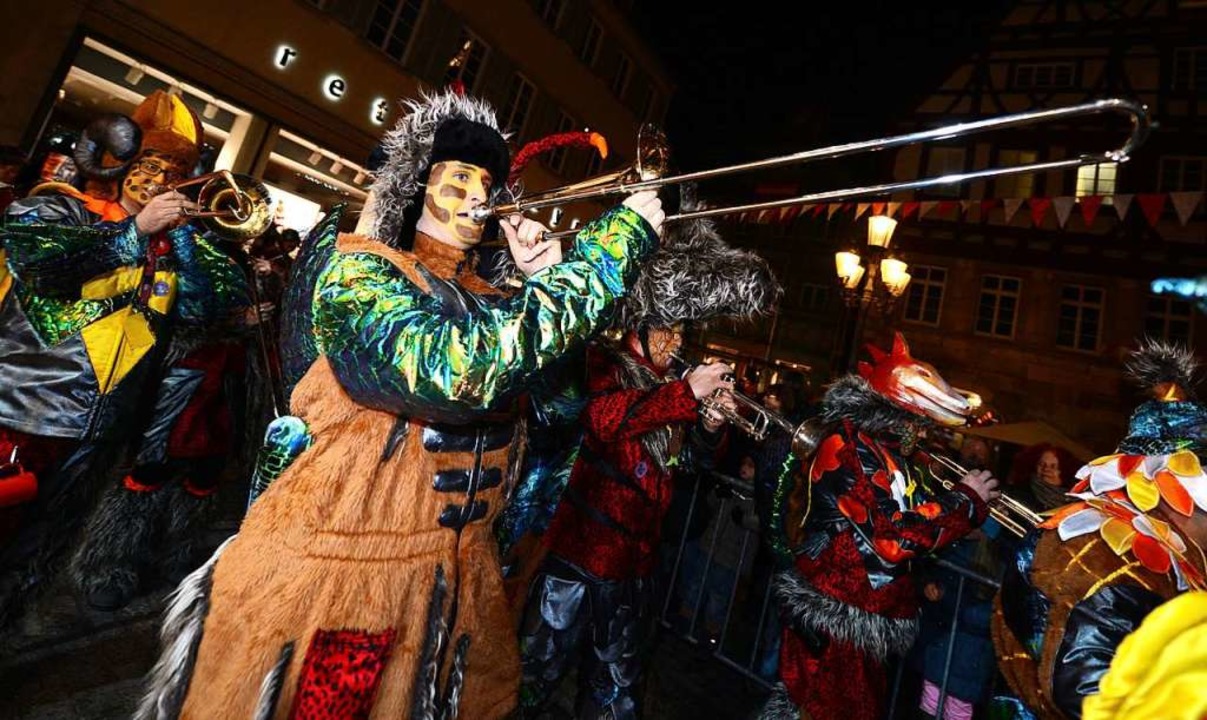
[646,324,684,372]
[417,161,492,248]
[121,150,185,210]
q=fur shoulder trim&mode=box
[773,570,917,661]
[755,683,800,720]
[820,374,919,435]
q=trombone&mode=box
[921,451,1043,538]
[473,98,1151,240]
[163,169,273,240]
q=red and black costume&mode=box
[518,188,780,719]
[763,334,989,720]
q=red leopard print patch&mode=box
[288,628,397,719]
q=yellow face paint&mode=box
[122,150,187,209]
[418,161,492,248]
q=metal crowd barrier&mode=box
[656,470,1010,718]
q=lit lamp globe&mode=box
[879,257,912,296]
[835,251,865,289]
[867,215,898,248]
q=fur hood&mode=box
[820,374,921,436]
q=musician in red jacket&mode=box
[517,191,779,719]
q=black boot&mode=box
[71,477,168,611]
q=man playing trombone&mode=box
[518,190,779,719]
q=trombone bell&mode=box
[175,170,273,241]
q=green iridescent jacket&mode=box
[281,205,657,425]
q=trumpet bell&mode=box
[195,173,273,240]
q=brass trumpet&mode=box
[921,451,1043,538]
[165,170,273,240]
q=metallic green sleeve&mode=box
[170,228,251,325]
[2,215,143,297]
[314,205,656,423]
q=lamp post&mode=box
[832,215,912,374]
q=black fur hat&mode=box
[429,117,509,187]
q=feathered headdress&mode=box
[616,184,780,331]
[368,89,510,246]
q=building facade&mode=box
[704,0,1207,451]
[0,0,673,232]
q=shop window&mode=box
[1076,162,1117,198]
[444,29,489,93]
[1145,295,1194,345]
[1159,156,1207,191]
[994,150,1039,198]
[976,275,1020,339]
[502,74,536,137]
[366,0,425,63]
[903,266,946,326]
[1057,285,1104,351]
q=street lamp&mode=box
[831,215,912,373]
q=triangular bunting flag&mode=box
[757,209,774,224]
[811,204,827,218]
[855,203,870,221]
[827,203,844,220]
[936,200,958,217]
[1028,197,1052,227]
[871,202,886,216]
[1169,191,1203,226]
[960,200,973,217]
[1113,194,1134,220]
[1002,198,1024,224]
[776,206,794,223]
[919,201,938,218]
[886,202,901,218]
[1137,193,1166,227]
[979,199,998,221]
[1078,196,1103,226]
[1052,196,1076,228]
[901,201,920,220]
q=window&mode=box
[1146,295,1194,344]
[903,266,947,326]
[995,150,1039,198]
[365,0,425,62]
[580,18,603,66]
[536,0,565,29]
[639,86,659,122]
[1014,62,1076,88]
[612,53,633,98]
[585,150,603,177]
[926,147,966,197]
[443,30,489,93]
[976,275,1021,338]
[1159,156,1207,191]
[502,74,536,136]
[1172,47,1207,95]
[547,112,576,174]
[1076,162,1117,196]
[1057,285,1104,351]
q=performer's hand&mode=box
[687,362,734,401]
[135,191,198,236]
[923,582,944,603]
[622,190,665,236]
[959,469,1001,504]
[702,389,738,432]
[502,214,562,277]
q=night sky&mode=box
[630,1,1014,170]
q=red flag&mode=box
[936,200,957,217]
[1028,197,1052,227]
[871,202,886,216]
[1078,195,1103,226]
[901,201,920,220]
[810,204,826,218]
[1137,193,1167,228]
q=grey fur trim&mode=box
[252,641,295,720]
[134,536,233,720]
[773,570,917,661]
[820,374,921,435]
[618,185,781,330]
[70,483,166,597]
[754,683,799,720]
[602,342,672,471]
[370,90,509,245]
[1126,339,1200,397]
